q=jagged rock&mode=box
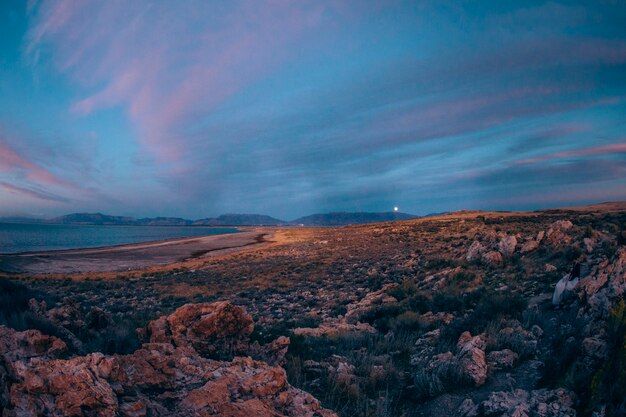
[293,321,375,337]
[498,235,517,257]
[0,303,338,417]
[482,251,503,266]
[497,322,538,357]
[480,388,576,417]
[146,301,254,357]
[520,240,539,254]
[546,220,573,245]
[47,303,85,329]
[456,332,488,386]
[247,335,290,366]
[487,349,519,371]
[536,230,545,243]
[467,241,485,262]
[583,237,596,253]
[577,248,626,318]
[545,264,557,272]
[456,398,479,417]
[343,283,398,324]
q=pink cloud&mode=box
[516,141,626,165]
[27,1,330,164]
[0,138,71,188]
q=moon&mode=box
[394,206,399,212]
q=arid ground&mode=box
[1,203,625,417]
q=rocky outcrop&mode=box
[576,247,626,318]
[294,284,396,337]
[0,302,337,417]
[146,301,254,358]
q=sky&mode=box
[0,0,625,220]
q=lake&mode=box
[0,223,239,254]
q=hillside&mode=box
[193,213,285,226]
[50,212,136,225]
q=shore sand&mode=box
[0,230,273,275]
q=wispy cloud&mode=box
[0,181,70,203]
[516,141,626,165]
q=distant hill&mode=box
[193,214,285,226]
[50,213,136,225]
[291,211,417,226]
[27,211,419,227]
[135,217,192,226]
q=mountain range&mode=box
[0,211,418,227]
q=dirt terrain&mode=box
[1,202,625,416]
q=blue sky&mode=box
[1,0,625,219]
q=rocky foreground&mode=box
[1,204,625,416]
[0,301,336,416]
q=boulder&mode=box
[520,240,539,254]
[498,235,517,257]
[486,349,519,371]
[456,332,488,386]
[146,301,254,357]
[482,251,504,266]
[467,241,485,262]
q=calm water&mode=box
[0,223,239,254]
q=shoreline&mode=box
[0,229,276,276]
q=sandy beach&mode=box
[0,229,273,275]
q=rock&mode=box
[343,283,398,324]
[86,307,111,330]
[293,321,375,337]
[520,240,539,254]
[498,235,517,257]
[577,248,626,318]
[487,349,519,370]
[536,230,545,243]
[146,301,254,357]
[545,264,557,272]
[582,337,608,360]
[247,335,290,366]
[0,303,338,417]
[467,240,485,262]
[47,303,85,329]
[456,332,488,386]
[479,388,576,417]
[497,322,538,357]
[482,251,503,266]
[546,220,574,245]
[456,398,479,417]
[583,237,596,253]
